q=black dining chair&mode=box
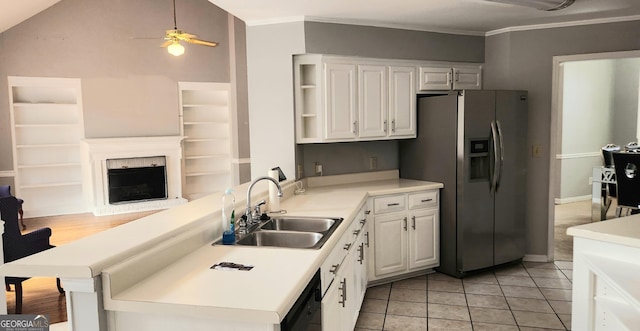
[0,185,25,230]
[0,196,63,314]
[612,151,640,217]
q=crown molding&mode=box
[486,14,640,36]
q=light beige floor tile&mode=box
[549,300,572,314]
[466,293,509,309]
[387,300,427,317]
[562,269,573,280]
[554,260,573,270]
[361,298,388,314]
[524,261,558,270]
[472,322,519,331]
[501,285,545,299]
[356,312,385,330]
[463,283,503,296]
[558,313,572,330]
[462,273,498,284]
[393,277,427,290]
[468,307,516,325]
[427,272,462,283]
[512,310,565,329]
[428,290,467,306]
[427,303,470,321]
[525,268,567,279]
[428,279,464,293]
[519,328,565,331]
[533,277,572,289]
[505,297,554,313]
[383,314,427,331]
[496,275,537,287]
[366,286,391,300]
[428,318,472,330]
[494,264,529,277]
[390,287,427,303]
[540,288,572,301]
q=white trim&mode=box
[555,195,591,205]
[523,254,551,263]
[555,152,600,160]
[0,171,14,178]
[232,158,251,164]
[486,15,640,36]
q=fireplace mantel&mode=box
[82,136,187,215]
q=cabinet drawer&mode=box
[408,191,438,210]
[374,195,406,214]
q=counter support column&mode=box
[62,276,107,331]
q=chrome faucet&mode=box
[244,176,283,225]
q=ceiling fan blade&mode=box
[186,38,218,47]
[160,40,173,47]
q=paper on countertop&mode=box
[210,261,254,271]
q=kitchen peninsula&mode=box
[0,170,442,331]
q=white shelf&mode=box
[8,76,87,217]
[179,82,233,200]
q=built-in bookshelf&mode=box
[178,82,232,200]
[8,76,86,217]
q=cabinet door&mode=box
[388,66,416,137]
[418,66,452,91]
[453,66,482,90]
[374,212,408,276]
[358,65,387,138]
[325,63,357,140]
[408,208,439,270]
[322,278,343,331]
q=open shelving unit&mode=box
[178,82,232,200]
[8,76,87,217]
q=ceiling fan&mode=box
[161,0,218,56]
[483,0,576,11]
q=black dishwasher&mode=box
[280,270,322,331]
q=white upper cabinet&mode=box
[294,54,423,143]
[418,64,483,91]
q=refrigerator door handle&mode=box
[495,120,505,192]
[490,120,499,193]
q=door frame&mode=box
[548,49,640,260]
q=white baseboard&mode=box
[555,195,591,205]
[523,254,551,262]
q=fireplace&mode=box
[83,136,187,215]
[107,156,168,204]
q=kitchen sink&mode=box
[259,217,337,232]
[236,231,324,249]
[216,216,343,249]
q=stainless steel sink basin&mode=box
[236,231,324,249]
[259,217,337,232]
[214,216,343,249]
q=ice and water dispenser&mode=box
[469,139,490,181]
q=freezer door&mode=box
[493,91,527,265]
[457,90,496,273]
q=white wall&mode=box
[246,22,305,181]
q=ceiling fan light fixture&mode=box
[167,40,185,56]
[484,0,576,11]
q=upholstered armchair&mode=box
[0,185,25,230]
[1,196,63,314]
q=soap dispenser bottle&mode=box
[221,188,236,245]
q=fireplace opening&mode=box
[107,156,168,204]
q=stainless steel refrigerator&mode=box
[399,90,527,278]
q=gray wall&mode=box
[484,20,640,257]
[298,22,485,177]
[0,0,249,177]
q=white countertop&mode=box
[567,214,640,249]
[0,170,443,325]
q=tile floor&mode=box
[355,261,573,331]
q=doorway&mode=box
[549,50,640,261]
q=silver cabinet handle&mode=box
[353,121,358,134]
[330,264,340,274]
[365,232,370,247]
[387,202,400,207]
[360,218,366,226]
[339,278,347,307]
[358,243,364,264]
[412,216,416,230]
[344,243,352,251]
[383,120,388,133]
[421,198,433,202]
[365,210,371,215]
[391,119,396,133]
[353,229,361,236]
[403,217,407,231]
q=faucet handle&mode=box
[253,200,266,219]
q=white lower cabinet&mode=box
[321,205,368,331]
[369,190,440,281]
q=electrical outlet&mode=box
[532,145,542,158]
[370,156,378,170]
[314,162,323,176]
[297,164,303,179]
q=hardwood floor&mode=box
[4,210,158,323]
